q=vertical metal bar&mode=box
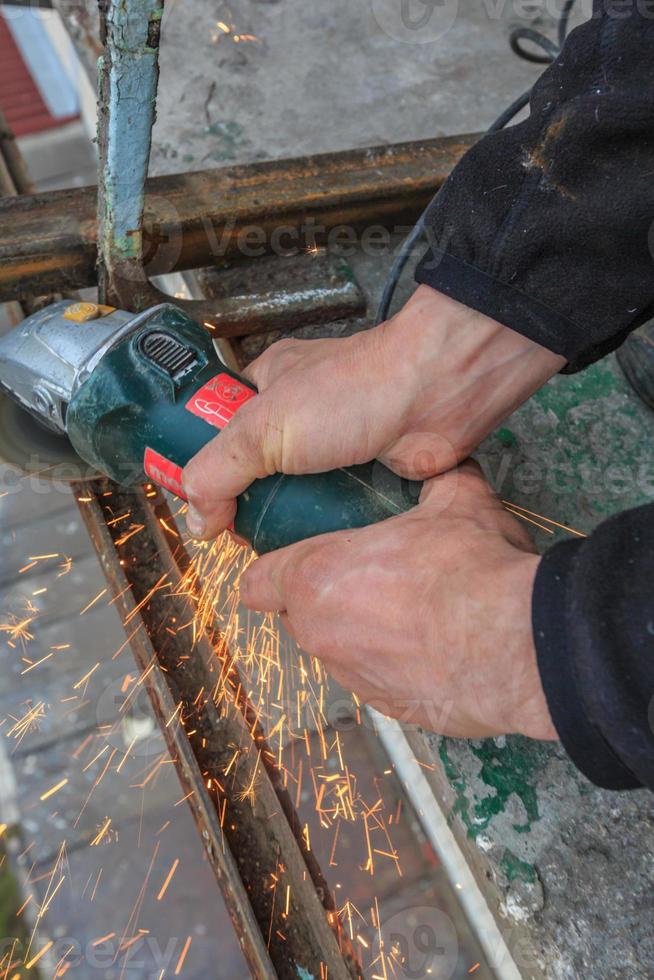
[96,0,164,308]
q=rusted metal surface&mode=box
[0,133,477,307]
[76,483,361,980]
[96,0,164,310]
[76,484,276,980]
[0,103,55,320]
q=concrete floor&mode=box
[150,0,579,174]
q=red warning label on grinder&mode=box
[185,373,255,429]
[143,447,187,500]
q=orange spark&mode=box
[174,936,192,975]
[24,941,53,970]
[40,778,68,801]
[79,589,107,615]
[156,858,179,901]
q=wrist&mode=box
[384,285,566,461]
[497,552,558,741]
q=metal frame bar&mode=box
[77,483,359,980]
[94,0,366,332]
[0,134,476,311]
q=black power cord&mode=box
[375,0,579,325]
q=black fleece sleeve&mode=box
[414,1,654,790]
[415,0,654,372]
[533,505,654,791]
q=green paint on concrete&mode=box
[500,848,537,884]
[478,356,654,546]
[531,360,623,422]
[497,427,517,448]
[439,737,548,838]
[201,120,244,161]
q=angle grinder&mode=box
[0,301,421,553]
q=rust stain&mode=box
[523,112,576,201]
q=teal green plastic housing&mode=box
[66,305,422,554]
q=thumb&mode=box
[419,459,493,515]
[183,397,283,539]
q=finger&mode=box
[419,459,488,509]
[182,398,282,539]
[379,430,458,480]
[238,541,306,612]
[239,529,350,613]
[240,338,296,389]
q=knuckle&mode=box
[287,615,323,659]
[223,401,270,461]
[268,337,297,357]
[294,549,328,596]
[244,356,269,389]
[288,547,339,608]
[249,338,297,384]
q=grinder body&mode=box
[60,305,421,553]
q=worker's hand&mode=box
[183,285,565,538]
[238,463,557,741]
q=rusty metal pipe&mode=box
[0,134,477,307]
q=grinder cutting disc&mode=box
[0,300,144,484]
[0,389,100,482]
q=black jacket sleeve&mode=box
[533,505,654,791]
[414,2,654,790]
[415,1,654,373]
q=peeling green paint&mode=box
[439,736,548,838]
[497,427,517,448]
[500,848,537,884]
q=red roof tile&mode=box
[0,12,78,136]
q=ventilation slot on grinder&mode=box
[139,331,199,381]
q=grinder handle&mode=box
[233,459,424,555]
